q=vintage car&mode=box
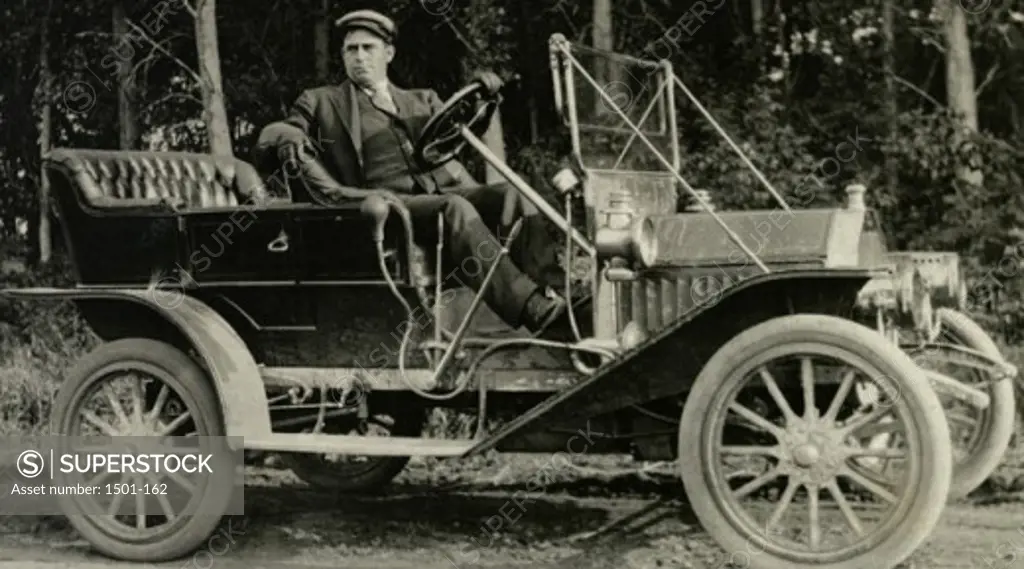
[1,34,979,569]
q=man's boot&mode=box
[520,286,568,335]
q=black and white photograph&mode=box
[0,0,1023,567]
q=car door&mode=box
[181,204,300,284]
[180,203,320,331]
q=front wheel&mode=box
[679,314,951,569]
[926,308,1015,498]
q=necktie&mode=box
[368,85,397,115]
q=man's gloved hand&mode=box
[277,137,316,173]
[473,70,503,96]
[500,185,538,227]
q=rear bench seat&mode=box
[44,148,283,211]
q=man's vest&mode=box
[356,88,455,192]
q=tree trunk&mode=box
[113,0,138,149]
[941,0,982,186]
[750,0,764,72]
[592,0,613,52]
[751,0,763,36]
[482,110,506,184]
[519,0,538,144]
[882,0,898,196]
[592,0,615,117]
[194,0,232,156]
[314,0,330,83]
[37,0,53,264]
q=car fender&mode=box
[0,287,270,439]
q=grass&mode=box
[0,335,78,437]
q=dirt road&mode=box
[1,465,1023,569]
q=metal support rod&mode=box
[561,48,770,273]
[549,36,565,121]
[672,75,791,213]
[564,38,663,69]
[664,61,680,173]
[433,212,444,352]
[906,342,1019,381]
[563,46,582,167]
[922,369,990,410]
[460,126,596,257]
[612,86,664,170]
[428,219,524,386]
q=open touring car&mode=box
[3,33,1015,569]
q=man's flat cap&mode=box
[335,10,396,44]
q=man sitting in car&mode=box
[253,9,570,336]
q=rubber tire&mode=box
[281,410,424,493]
[287,455,411,493]
[679,314,952,569]
[934,308,1016,499]
[51,338,233,562]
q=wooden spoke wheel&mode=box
[50,338,234,562]
[880,308,1015,499]
[679,315,951,569]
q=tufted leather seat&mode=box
[44,148,277,210]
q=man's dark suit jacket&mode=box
[253,79,470,198]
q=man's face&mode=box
[342,29,394,86]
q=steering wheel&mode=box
[413,79,501,171]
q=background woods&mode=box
[1,1,1024,416]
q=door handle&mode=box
[268,230,289,253]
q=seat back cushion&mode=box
[46,148,272,210]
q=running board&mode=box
[260,367,580,392]
[923,369,990,409]
[242,434,474,456]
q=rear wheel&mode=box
[679,314,951,569]
[51,338,234,562]
[279,409,424,493]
